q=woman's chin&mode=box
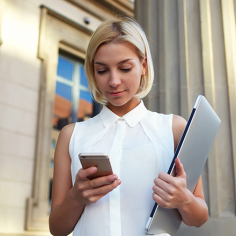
[107,100,127,108]
[106,97,140,109]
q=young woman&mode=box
[49,17,208,236]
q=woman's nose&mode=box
[109,71,121,87]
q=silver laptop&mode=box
[145,95,221,235]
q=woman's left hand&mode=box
[152,158,192,209]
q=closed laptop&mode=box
[145,95,221,235]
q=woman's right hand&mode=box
[70,167,121,207]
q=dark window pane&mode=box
[77,97,93,121]
[78,91,93,121]
[54,82,72,130]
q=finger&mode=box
[157,172,174,184]
[152,193,169,208]
[77,174,118,192]
[87,192,111,204]
[87,193,107,204]
[78,167,97,180]
[157,173,182,191]
[83,179,121,198]
[88,174,118,189]
[175,158,186,178]
[152,185,171,202]
[92,179,121,196]
[154,177,175,195]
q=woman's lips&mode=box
[108,91,125,97]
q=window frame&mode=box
[56,54,92,124]
[26,6,95,231]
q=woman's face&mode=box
[94,42,147,114]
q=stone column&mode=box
[135,0,236,235]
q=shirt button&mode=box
[118,118,125,121]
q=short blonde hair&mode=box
[85,17,154,104]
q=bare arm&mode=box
[177,173,208,227]
[152,115,208,227]
[49,124,121,236]
[49,124,84,236]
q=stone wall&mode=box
[0,0,133,235]
[135,0,236,235]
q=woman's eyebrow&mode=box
[118,59,133,65]
[94,62,106,65]
[94,59,133,66]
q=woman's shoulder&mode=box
[172,115,187,134]
[57,123,76,144]
[172,115,187,150]
[172,115,186,127]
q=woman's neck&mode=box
[106,98,141,117]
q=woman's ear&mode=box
[142,57,147,74]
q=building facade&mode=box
[135,0,236,235]
[0,0,133,235]
[0,0,235,235]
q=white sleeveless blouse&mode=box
[69,101,174,236]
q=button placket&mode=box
[109,119,126,236]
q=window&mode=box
[49,54,95,207]
[54,54,93,130]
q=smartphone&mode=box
[79,153,113,180]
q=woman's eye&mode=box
[121,68,132,72]
[97,70,107,74]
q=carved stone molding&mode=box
[26,5,94,231]
[95,0,134,16]
[67,0,134,19]
[221,0,236,208]
[26,3,125,231]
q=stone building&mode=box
[0,0,235,235]
[136,1,236,235]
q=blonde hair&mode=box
[85,17,154,104]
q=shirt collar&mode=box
[100,100,147,128]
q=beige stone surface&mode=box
[0,180,31,208]
[43,0,102,30]
[0,129,35,159]
[0,1,40,60]
[0,154,34,184]
[0,0,41,90]
[0,80,39,114]
[0,0,7,46]
[0,103,37,137]
[0,53,41,91]
[0,0,133,234]
[135,0,236,234]
[0,206,25,233]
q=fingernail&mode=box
[91,167,97,172]
[112,175,118,181]
[116,179,121,185]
